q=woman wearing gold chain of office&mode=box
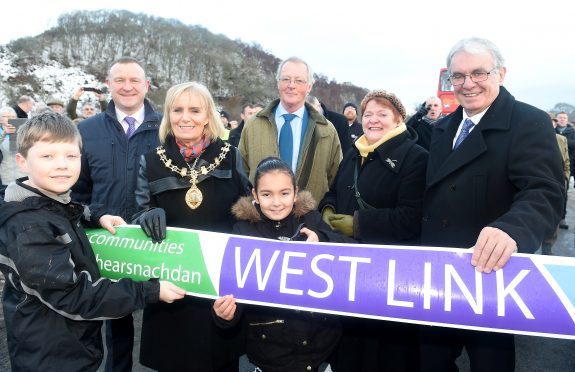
[132,81,251,372]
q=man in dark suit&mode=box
[72,56,161,372]
[319,101,352,154]
[306,95,352,154]
[406,96,444,150]
[420,37,564,372]
[228,102,259,148]
[12,96,34,118]
[342,102,363,142]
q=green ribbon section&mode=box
[86,227,216,295]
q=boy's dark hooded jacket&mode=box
[0,181,159,371]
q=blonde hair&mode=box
[159,82,225,144]
[17,112,81,157]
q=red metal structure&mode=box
[438,68,458,114]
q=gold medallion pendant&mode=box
[156,142,230,211]
[185,184,203,209]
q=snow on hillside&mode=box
[0,46,108,111]
[32,62,105,103]
[0,47,20,107]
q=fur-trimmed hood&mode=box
[232,190,317,223]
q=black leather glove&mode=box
[416,101,429,117]
[139,208,166,243]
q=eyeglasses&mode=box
[278,77,308,86]
[448,68,497,86]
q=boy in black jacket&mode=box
[0,112,185,371]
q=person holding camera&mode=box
[406,96,445,150]
[66,86,108,120]
[0,107,27,189]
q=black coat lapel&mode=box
[427,124,488,187]
[426,87,514,187]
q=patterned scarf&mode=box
[176,135,211,162]
[422,114,445,127]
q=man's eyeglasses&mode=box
[448,68,497,86]
[278,77,308,86]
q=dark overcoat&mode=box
[319,128,427,371]
[320,103,353,154]
[134,136,251,371]
[421,86,565,251]
[320,127,428,244]
[72,99,161,220]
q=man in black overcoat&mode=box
[305,95,352,154]
[420,37,565,372]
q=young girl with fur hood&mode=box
[214,157,352,372]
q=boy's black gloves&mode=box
[139,208,167,243]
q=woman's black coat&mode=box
[134,136,251,371]
[320,128,428,244]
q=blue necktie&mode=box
[453,118,474,149]
[279,114,296,165]
[125,116,136,138]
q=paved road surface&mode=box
[1,191,575,371]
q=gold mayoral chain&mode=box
[156,143,231,209]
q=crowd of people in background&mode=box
[0,36,571,372]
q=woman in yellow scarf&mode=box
[319,90,429,372]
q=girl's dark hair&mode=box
[254,157,296,190]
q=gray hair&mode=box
[0,107,16,116]
[17,95,33,104]
[305,94,322,114]
[275,56,315,85]
[446,37,505,73]
[426,96,442,105]
[32,102,51,116]
[305,94,319,106]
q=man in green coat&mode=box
[239,56,342,202]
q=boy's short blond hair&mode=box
[17,112,82,158]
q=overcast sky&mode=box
[3,0,574,112]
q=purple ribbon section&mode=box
[219,237,575,338]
